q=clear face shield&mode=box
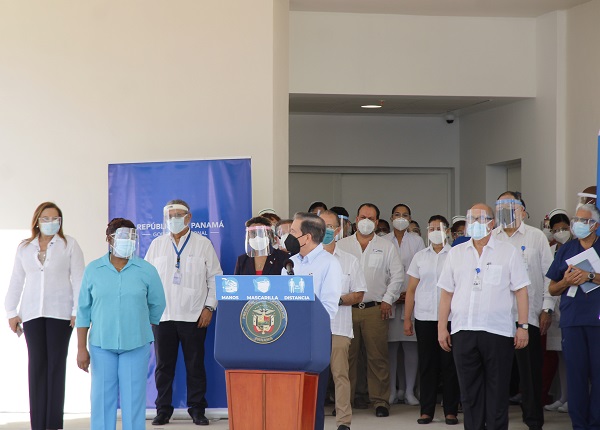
[109,227,139,259]
[245,225,272,257]
[427,222,448,247]
[495,199,523,229]
[163,204,190,236]
[577,192,597,209]
[337,215,352,241]
[466,209,494,240]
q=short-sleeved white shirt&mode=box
[406,244,451,321]
[437,236,530,338]
[331,247,367,338]
[382,231,426,290]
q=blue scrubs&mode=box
[546,239,600,430]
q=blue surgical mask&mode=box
[572,222,592,239]
[39,220,60,236]
[322,228,335,245]
[112,238,136,258]
[466,221,490,240]
[168,217,187,234]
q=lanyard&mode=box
[172,233,191,269]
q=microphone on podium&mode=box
[284,259,295,276]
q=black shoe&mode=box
[445,417,459,425]
[375,406,389,417]
[152,413,170,426]
[417,416,433,424]
[189,410,209,426]
[337,426,350,430]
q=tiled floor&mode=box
[0,404,572,429]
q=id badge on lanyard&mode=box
[172,233,191,286]
[473,268,482,291]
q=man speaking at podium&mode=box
[283,212,343,430]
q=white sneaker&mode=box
[545,400,565,411]
[558,402,568,413]
[405,393,420,406]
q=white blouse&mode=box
[5,235,85,322]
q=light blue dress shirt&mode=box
[77,253,166,351]
[283,244,343,320]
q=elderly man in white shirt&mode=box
[319,210,367,430]
[337,203,404,418]
[493,192,554,430]
[283,211,343,430]
[145,199,223,426]
[438,203,530,430]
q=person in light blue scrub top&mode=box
[76,218,166,430]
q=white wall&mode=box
[459,11,566,224]
[290,11,536,97]
[0,0,288,414]
[289,113,461,216]
[566,0,600,205]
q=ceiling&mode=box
[289,94,527,117]
[289,1,585,116]
[290,0,591,18]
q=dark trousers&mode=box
[514,324,544,429]
[453,331,514,430]
[23,317,72,430]
[415,320,460,418]
[315,365,330,430]
[153,321,208,416]
[562,326,600,430]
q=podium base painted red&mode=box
[225,369,318,430]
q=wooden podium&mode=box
[225,370,318,430]
[214,279,331,430]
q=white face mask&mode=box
[428,230,444,245]
[248,236,269,251]
[357,219,375,236]
[39,220,61,236]
[553,230,571,244]
[392,218,410,231]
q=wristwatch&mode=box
[338,297,344,306]
[517,323,529,330]
[204,306,215,312]
[542,308,554,315]
[588,271,596,281]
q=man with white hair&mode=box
[438,203,530,430]
[548,203,600,430]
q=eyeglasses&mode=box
[168,212,188,220]
[572,217,596,225]
[39,216,61,223]
[466,216,493,223]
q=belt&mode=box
[352,301,381,309]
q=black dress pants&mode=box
[453,330,514,430]
[415,320,460,418]
[23,317,72,430]
[153,321,208,416]
[515,324,544,429]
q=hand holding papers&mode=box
[566,247,600,294]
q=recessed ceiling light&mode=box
[361,104,382,109]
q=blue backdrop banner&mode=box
[108,158,252,409]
